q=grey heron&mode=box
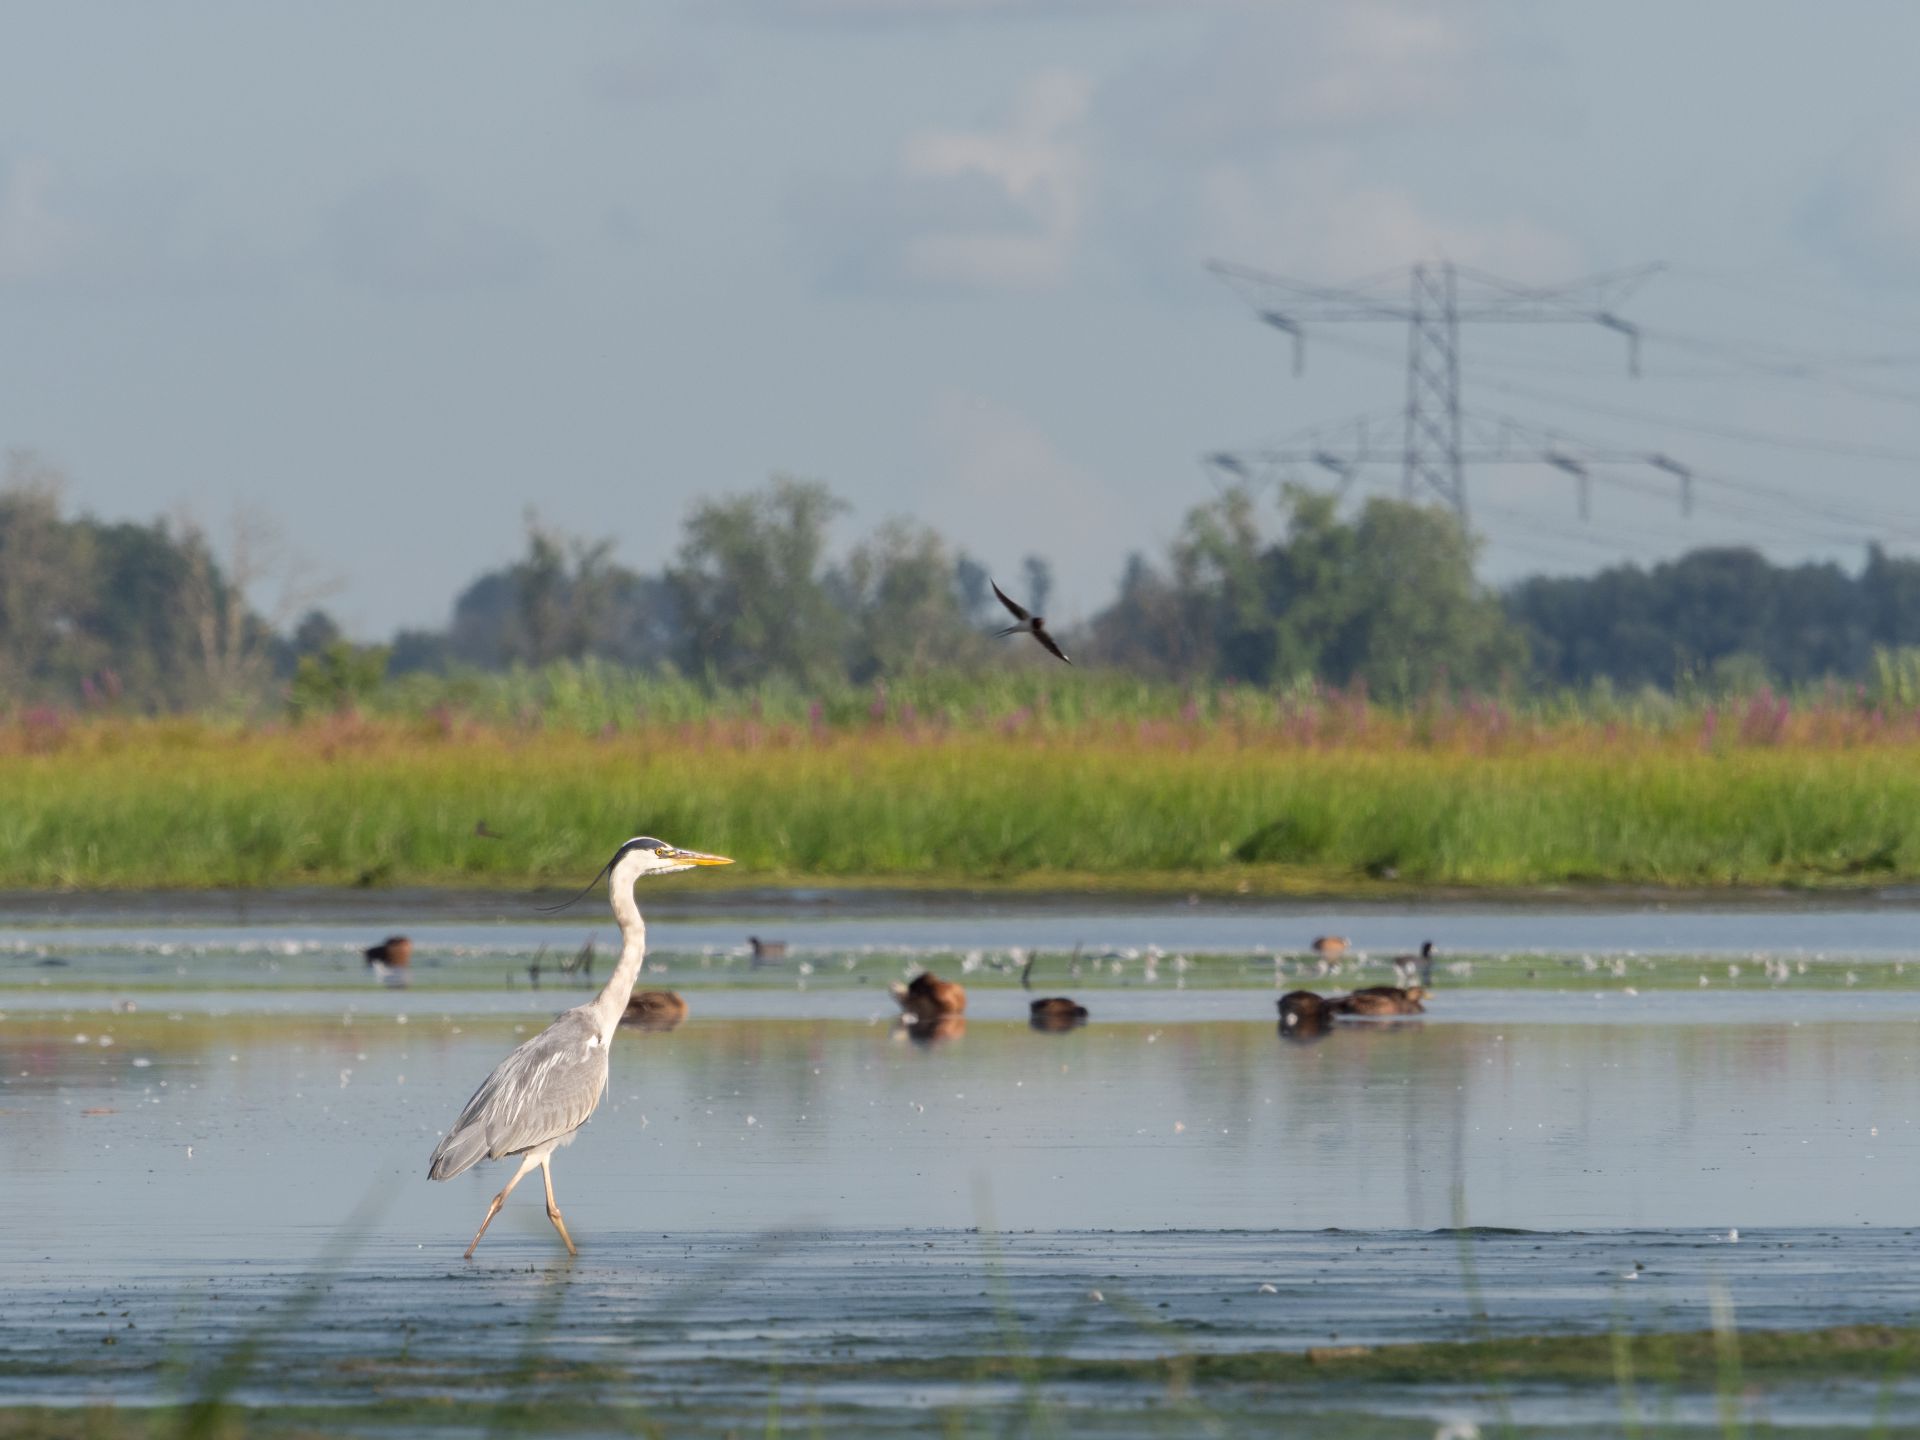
[990,580,1071,664]
[427,836,732,1259]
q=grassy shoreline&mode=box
[5,714,1920,892]
[6,1323,1918,1438]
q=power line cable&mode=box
[1469,372,1920,468]
[1665,263,1920,344]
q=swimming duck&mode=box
[364,935,411,970]
[620,989,688,1031]
[749,936,789,965]
[1029,996,1089,1031]
[1332,985,1427,1016]
[364,935,411,986]
[1277,990,1337,1040]
[890,970,967,1022]
[1310,935,1349,959]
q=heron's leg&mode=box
[539,1155,577,1256]
[464,1152,539,1261]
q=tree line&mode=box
[6,448,1920,711]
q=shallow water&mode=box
[11,895,1920,964]
[6,898,1920,1434]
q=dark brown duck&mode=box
[620,989,688,1031]
[1029,996,1089,1031]
[1277,989,1338,1039]
[890,970,967,1022]
[1332,985,1428,1016]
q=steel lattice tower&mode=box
[1403,263,1464,515]
[1208,259,1665,522]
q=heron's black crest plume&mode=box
[535,838,663,913]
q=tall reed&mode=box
[4,704,1920,889]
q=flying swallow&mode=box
[991,580,1071,665]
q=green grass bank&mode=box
[6,1323,1918,1438]
[2,717,1919,891]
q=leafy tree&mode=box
[836,520,985,680]
[289,639,390,715]
[72,518,207,707]
[1316,495,1525,697]
[1508,547,1875,690]
[445,516,679,671]
[387,627,452,676]
[1086,552,1199,676]
[0,452,98,698]
[1021,555,1054,620]
[172,507,327,709]
[953,554,992,623]
[0,453,275,709]
[1863,544,1920,649]
[667,476,848,686]
[1089,484,1523,696]
[290,609,343,658]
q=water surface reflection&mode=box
[6,1007,1912,1260]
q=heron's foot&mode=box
[548,1204,577,1256]
[464,1190,509,1261]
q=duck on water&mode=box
[621,989,688,1032]
[1029,996,1089,1032]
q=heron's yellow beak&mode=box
[677,850,734,867]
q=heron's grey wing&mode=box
[990,580,1030,622]
[428,1010,609,1179]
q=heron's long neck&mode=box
[587,861,647,1037]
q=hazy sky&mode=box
[7,1,1920,636]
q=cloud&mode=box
[323,176,542,295]
[1087,5,1579,283]
[1133,2,1480,151]
[1803,133,1920,285]
[0,155,278,297]
[1192,150,1580,281]
[791,68,1092,293]
[0,158,91,284]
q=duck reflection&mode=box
[1278,990,1338,1043]
[902,1013,967,1046]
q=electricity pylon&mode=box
[1208,259,1664,522]
[1207,412,1694,521]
